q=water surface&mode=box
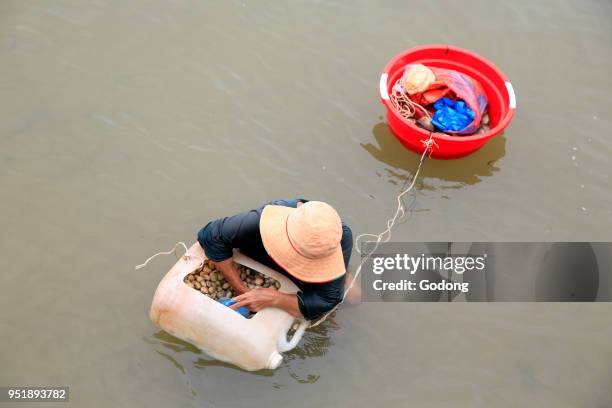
[1,1,611,407]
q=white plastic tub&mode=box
[150,243,308,371]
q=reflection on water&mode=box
[144,314,341,385]
[282,317,339,384]
[144,332,202,397]
[146,322,339,383]
[147,330,274,376]
[362,122,506,188]
[155,350,186,374]
[150,330,201,354]
[284,317,338,360]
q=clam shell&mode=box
[482,113,490,125]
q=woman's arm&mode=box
[214,258,250,295]
[196,209,260,295]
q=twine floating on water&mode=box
[135,241,203,271]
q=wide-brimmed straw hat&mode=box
[260,201,346,283]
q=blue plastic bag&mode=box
[431,97,476,133]
[218,297,250,318]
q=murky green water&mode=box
[1,1,612,407]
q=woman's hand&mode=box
[230,288,281,312]
[230,289,303,317]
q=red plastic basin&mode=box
[380,45,516,159]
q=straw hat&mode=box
[402,64,435,95]
[260,201,346,283]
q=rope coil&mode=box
[389,77,433,121]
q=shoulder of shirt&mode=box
[264,198,309,208]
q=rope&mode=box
[389,78,432,121]
[309,131,437,328]
[134,241,203,271]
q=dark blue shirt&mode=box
[197,199,353,320]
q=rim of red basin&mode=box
[379,44,516,143]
